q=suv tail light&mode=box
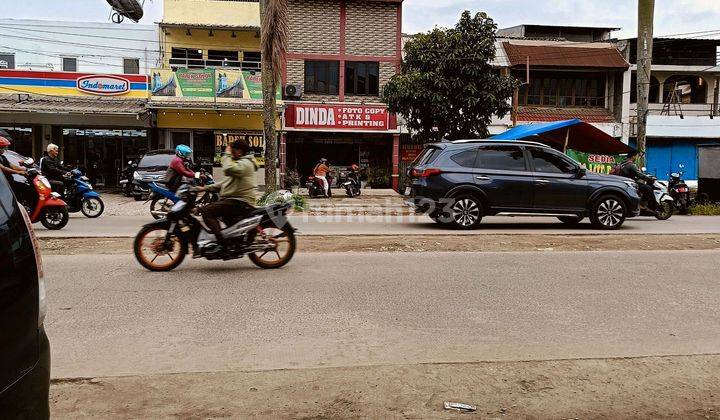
[411,168,443,178]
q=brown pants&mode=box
[200,198,255,244]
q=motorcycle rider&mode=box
[39,143,71,195]
[166,144,198,193]
[313,158,330,197]
[196,139,257,254]
[0,135,30,201]
[618,151,654,207]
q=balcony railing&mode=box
[168,58,261,71]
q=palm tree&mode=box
[259,0,289,193]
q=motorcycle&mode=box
[639,172,674,220]
[145,171,217,220]
[19,158,69,230]
[306,173,333,198]
[667,165,690,215]
[119,159,138,198]
[62,168,104,218]
[338,168,361,198]
[133,184,296,272]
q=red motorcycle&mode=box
[306,173,333,198]
[19,158,69,230]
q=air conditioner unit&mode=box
[284,84,303,99]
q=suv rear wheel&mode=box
[590,195,626,230]
[449,195,483,229]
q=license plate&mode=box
[404,186,411,196]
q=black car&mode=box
[131,150,213,198]
[404,140,641,230]
[0,171,51,417]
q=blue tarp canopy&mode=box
[491,119,634,154]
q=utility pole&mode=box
[636,0,655,167]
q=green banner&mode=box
[566,149,624,175]
[175,68,215,97]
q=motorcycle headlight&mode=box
[38,176,51,190]
[133,171,141,181]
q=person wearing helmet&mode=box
[165,144,197,193]
[39,143,71,194]
[0,135,31,202]
[313,158,330,197]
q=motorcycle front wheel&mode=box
[248,223,297,269]
[655,201,674,220]
[81,197,104,218]
[134,225,186,271]
[40,207,69,230]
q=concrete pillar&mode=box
[621,69,632,144]
[391,134,400,191]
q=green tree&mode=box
[383,11,517,142]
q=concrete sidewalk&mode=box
[35,213,720,238]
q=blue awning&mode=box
[491,119,633,154]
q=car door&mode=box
[473,145,533,210]
[527,146,590,212]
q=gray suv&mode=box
[404,140,641,230]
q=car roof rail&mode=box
[450,139,549,148]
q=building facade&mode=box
[281,0,403,189]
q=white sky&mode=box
[1,0,720,39]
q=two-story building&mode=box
[150,0,274,173]
[281,0,403,189]
[0,18,158,186]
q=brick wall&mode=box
[345,0,398,57]
[287,0,340,54]
[345,61,396,102]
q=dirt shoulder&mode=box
[40,234,720,255]
[51,355,720,419]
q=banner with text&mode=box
[285,104,393,131]
[566,149,624,174]
[151,69,277,100]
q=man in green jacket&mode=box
[196,139,257,251]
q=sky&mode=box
[2,0,720,39]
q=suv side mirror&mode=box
[576,167,586,178]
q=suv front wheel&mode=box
[590,195,627,230]
[449,195,483,229]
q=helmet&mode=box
[175,144,192,158]
[351,164,359,171]
[0,136,10,148]
[320,158,327,163]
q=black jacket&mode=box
[620,160,653,183]
[40,153,70,182]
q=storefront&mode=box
[282,103,401,189]
[0,70,152,186]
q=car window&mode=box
[138,153,173,169]
[529,148,577,174]
[450,149,478,168]
[477,146,527,171]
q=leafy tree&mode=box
[383,11,517,142]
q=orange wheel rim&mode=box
[137,228,182,270]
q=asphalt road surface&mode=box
[36,214,720,238]
[45,250,720,379]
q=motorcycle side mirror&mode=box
[641,167,647,172]
[576,167,586,178]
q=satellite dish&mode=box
[106,0,144,23]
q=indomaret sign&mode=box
[286,104,392,131]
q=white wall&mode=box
[0,18,160,74]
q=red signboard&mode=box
[285,104,395,131]
[401,144,423,162]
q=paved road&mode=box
[45,250,720,379]
[36,213,720,238]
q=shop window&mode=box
[345,62,380,96]
[123,58,140,74]
[305,60,339,95]
[663,75,707,104]
[208,50,240,67]
[0,53,14,69]
[170,48,204,68]
[242,51,261,70]
[62,57,77,72]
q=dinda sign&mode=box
[76,75,130,96]
[287,104,389,130]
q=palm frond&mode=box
[260,0,289,86]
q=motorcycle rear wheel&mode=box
[40,207,69,230]
[134,225,186,271]
[248,224,296,269]
[655,202,674,220]
[81,197,104,218]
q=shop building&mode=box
[281,0,404,189]
[152,0,276,181]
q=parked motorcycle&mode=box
[62,169,104,218]
[639,172,674,220]
[668,165,690,215]
[119,159,138,198]
[306,173,333,198]
[133,184,296,271]
[145,171,217,219]
[19,158,69,230]
[338,165,361,198]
